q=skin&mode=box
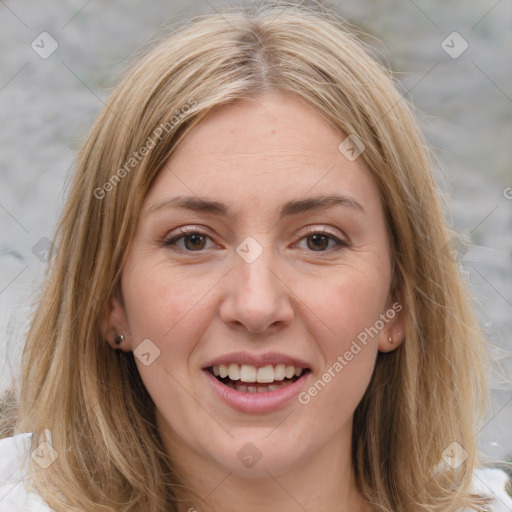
[101,90,405,512]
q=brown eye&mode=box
[299,229,348,253]
[164,230,213,251]
[182,233,207,251]
[306,234,331,251]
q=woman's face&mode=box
[104,90,404,480]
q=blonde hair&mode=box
[5,1,493,510]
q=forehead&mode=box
[143,91,382,220]
[168,92,342,167]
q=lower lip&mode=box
[202,369,311,414]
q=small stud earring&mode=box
[115,334,125,346]
[388,336,393,344]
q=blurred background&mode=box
[0,0,511,465]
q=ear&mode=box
[377,289,405,353]
[98,287,132,352]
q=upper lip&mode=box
[202,351,312,370]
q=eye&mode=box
[162,227,349,254]
[297,227,349,253]
[163,228,214,252]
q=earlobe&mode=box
[98,295,131,351]
[378,293,405,353]
[378,328,405,353]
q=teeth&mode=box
[211,363,305,383]
[274,364,286,381]
[256,365,274,383]
[285,366,295,379]
[240,365,257,383]
[228,363,240,380]
[219,364,229,378]
[224,380,292,393]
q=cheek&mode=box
[301,263,390,350]
[122,263,212,413]
[296,271,383,422]
[293,260,389,411]
[123,260,214,344]
[300,258,390,413]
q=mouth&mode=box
[205,363,311,393]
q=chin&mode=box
[210,439,305,479]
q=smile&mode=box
[203,362,312,413]
[208,363,308,393]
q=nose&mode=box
[219,245,294,335]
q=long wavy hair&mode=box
[3,1,493,510]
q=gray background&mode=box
[1,0,511,464]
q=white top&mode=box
[1,432,511,511]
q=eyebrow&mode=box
[146,193,365,219]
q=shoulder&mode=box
[464,467,512,512]
[0,433,53,511]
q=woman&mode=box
[1,2,511,511]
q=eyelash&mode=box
[162,227,349,254]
